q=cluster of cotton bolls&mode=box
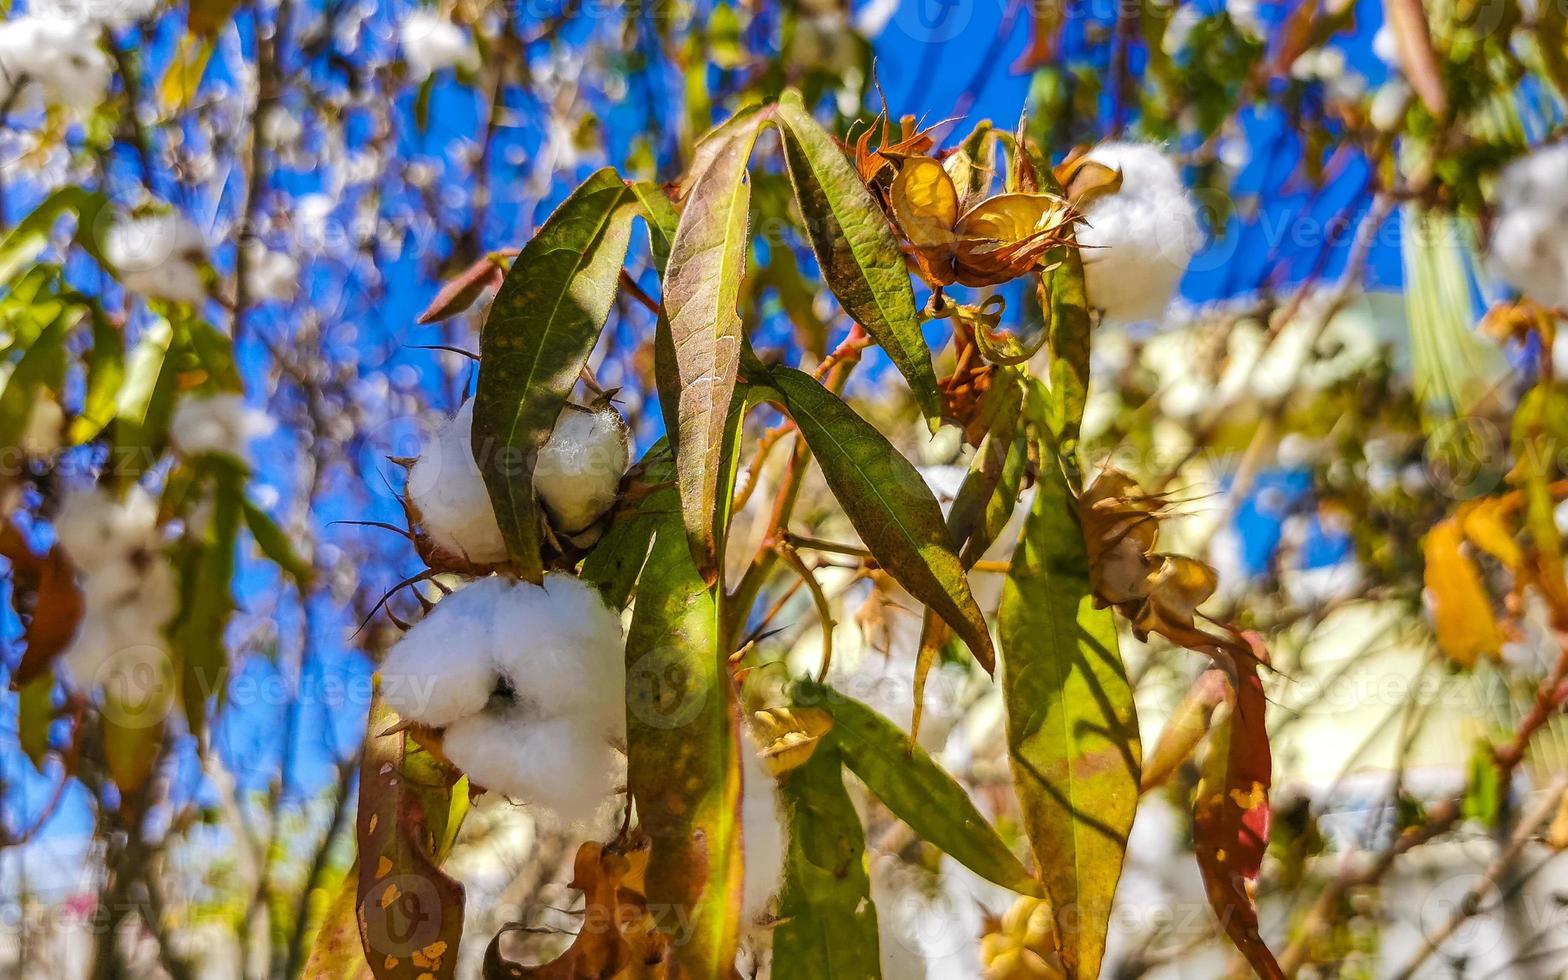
[377,573,627,825]
[105,211,210,306]
[169,393,277,466]
[399,10,478,82]
[1487,143,1568,311]
[52,486,176,692]
[406,398,630,566]
[1076,142,1202,325]
[0,13,112,111]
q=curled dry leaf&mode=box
[1423,516,1504,669]
[751,705,833,777]
[980,895,1066,980]
[1,519,84,685]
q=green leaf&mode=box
[170,461,243,738]
[1539,1,1568,99]
[946,372,1026,562]
[774,91,940,425]
[998,396,1140,980]
[112,319,177,481]
[798,678,1040,896]
[1043,247,1093,459]
[764,365,994,671]
[579,440,672,610]
[623,496,741,975]
[772,743,881,980]
[0,187,108,285]
[356,690,467,980]
[662,113,766,579]
[0,311,71,453]
[70,304,124,444]
[183,319,243,391]
[630,180,680,275]
[473,167,637,583]
[243,499,313,589]
[16,673,52,771]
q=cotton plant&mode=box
[52,486,177,692]
[104,210,211,307]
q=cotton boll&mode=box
[106,211,209,306]
[53,485,161,574]
[1487,143,1568,310]
[534,403,631,534]
[399,11,478,82]
[378,576,512,728]
[739,728,788,922]
[1077,142,1201,325]
[490,572,626,737]
[1370,78,1412,132]
[243,243,301,303]
[0,16,111,110]
[406,399,508,566]
[442,711,621,826]
[169,393,276,464]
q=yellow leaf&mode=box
[1424,518,1504,668]
[1457,498,1524,571]
[751,706,833,776]
[159,35,217,114]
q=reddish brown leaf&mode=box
[1193,643,1284,980]
[1,520,83,686]
[416,253,510,325]
[1384,0,1448,117]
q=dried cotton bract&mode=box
[377,573,627,825]
[105,212,210,306]
[53,487,176,691]
[1488,143,1568,311]
[1076,142,1201,325]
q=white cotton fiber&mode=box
[1488,143,1568,310]
[243,243,301,304]
[169,393,276,464]
[399,10,478,82]
[739,728,788,922]
[0,15,111,110]
[105,211,209,306]
[490,572,626,735]
[53,486,161,574]
[1077,142,1202,325]
[406,399,509,566]
[378,575,511,728]
[441,711,621,826]
[533,405,630,534]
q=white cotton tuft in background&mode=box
[739,727,788,923]
[534,404,631,533]
[20,395,64,457]
[441,711,622,827]
[0,15,112,110]
[399,11,478,82]
[1488,143,1568,310]
[52,486,177,691]
[243,242,301,303]
[1077,141,1202,325]
[105,211,210,306]
[169,393,276,464]
[406,399,508,566]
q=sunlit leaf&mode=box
[579,441,671,610]
[0,187,108,285]
[772,743,881,980]
[775,91,941,425]
[661,113,765,580]
[473,168,638,583]
[1384,0,1448,117]
[763,365,995,672]
[1423,517,1503,669]
[623,498,741,974]
[1141,668,1227,792]
[998,413,1140,979]
[169,460,243,738]
[243,498,313,589]
[416,253,508,324]
[70,305,124,444]
[799,679,1041,896]
[356,690,467,980]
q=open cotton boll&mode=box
[53,485,162,574]
[169,393,276,463]
[739,729,788,922]
[0,15,112,110]
[399,10,478,82]
[1488,143,1568,310]
[491,572,626,736]
[441,711,621,826]
[106,211,209,306]
[534,404,631,534]
[406,399,508,566]
[1077,142,1201,325]
[243,243,301,303]
[378,575,512,728]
